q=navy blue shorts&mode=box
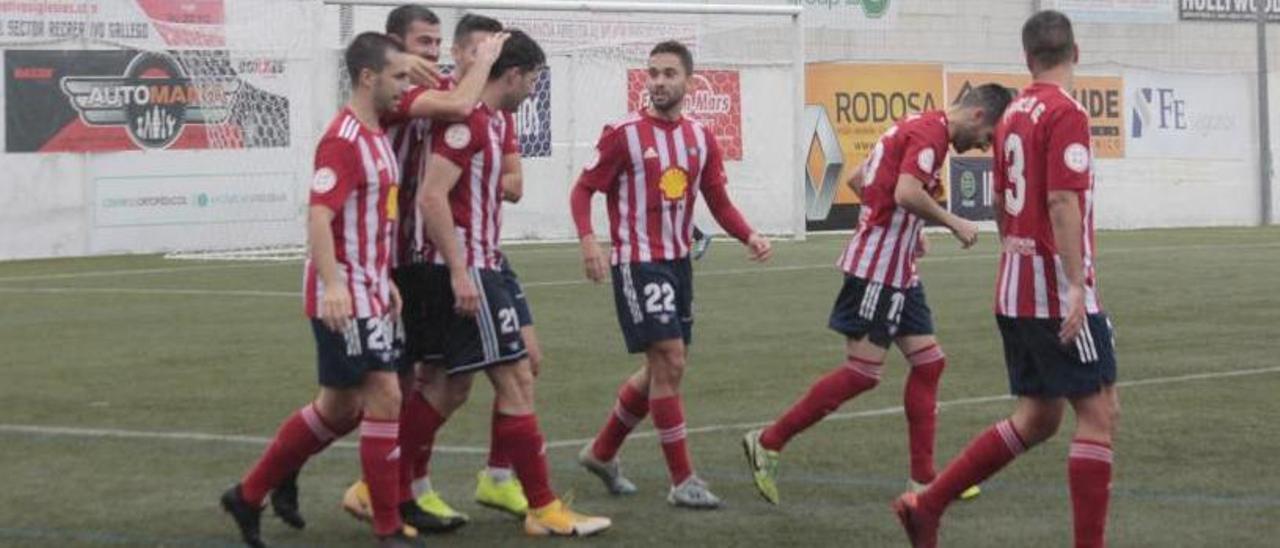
[998,313,1117,398]
[418,264,527,375]
[393,264,439,367]
[828,276,934,348]
[497,253,533,327]
[611,259,693,354]
[310,315,403,388]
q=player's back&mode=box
[992,82,1100,318]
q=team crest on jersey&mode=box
[444,123,471,150]
[312,167,338,193]
[658,167,689,201]
[917,148,936,173]
[1064,143,1090,173]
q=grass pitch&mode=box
[1,226,1278,547]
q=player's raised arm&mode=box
[406,32,509,121]
[698,129,772,262]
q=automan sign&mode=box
[61,51,240,149]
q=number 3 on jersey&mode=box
[1003,134,1026,216]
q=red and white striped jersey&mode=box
[382,76,455,267]
[992,82,1102,319]
[837,111,949,289]
[578,111,726,264]
[304,107,401,318]
[420,102,518,270]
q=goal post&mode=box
[178,0,805,261]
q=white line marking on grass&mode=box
[7,241,1278,298]
[3,366,1277,454]
[0,262,288,284]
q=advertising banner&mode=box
[1179,0,1280,22]
[516,69,552,158]
[5,49,290,153]
[0,0,225,47]
[1125,69,1251,159]
[628,69,744,160]
[949,157,995,221]
[805,62,943,230]
[946,71,1125,158]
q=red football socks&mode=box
[759,356,883,451]
[1069,439,1114,548]
[396,393,445,502]
[241,403,350,505]
[650,394,693,485]
[904,345,947,484]
[487,401,512,470]
[920,419,1027,515]
[360,418,402,536]
[494,412,556,509]
[591,381,650,462]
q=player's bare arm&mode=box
[407,32,510,120]
[402,54,443,88]
[569,183,608,283]
[1048,189,1086,344]
[500,152,523,203]
[893,174,978,248]
[418,152,480,317]
[307,204,352,332]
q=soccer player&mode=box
[570,40,773,509]
[414,29,612,537]
[893,11,1118,548]
[219,32,421,548]
[741,84,1013,505]
[339,9,510,533]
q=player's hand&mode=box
[580,236,608,283]
[389,281,403,318]
[475,32,511,67]
[915,231,930,257]
[403,55,442,88]
[949,218,979,249]
[450,270,480,317]
[746,233,773,262]
[319,284,354,332]
[1059,284,1086,345]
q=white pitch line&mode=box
[0,262,287,283]
[5,240,1278,298]
[3,366,1277,454]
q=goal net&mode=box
[176,0,804,260]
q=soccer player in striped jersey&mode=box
[894,11,1118,548]
[219,33,422,548]
[742,83,1013,505]
[571,41,774,509]
[339,9,511,533]
[412,30,611,537]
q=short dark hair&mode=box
[385,4,439,39]
[345,32,401,85]
[650,40,693,75]
[961,83,1015,126]
[1022,10,1076,71]
[489,29,545,81]
[454,13,503,45]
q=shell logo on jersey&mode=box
[386,186,399,221]
[1064,143,1090,173]
[659,167,689,201]
[312,167,337,193]
[444,123,471,150]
